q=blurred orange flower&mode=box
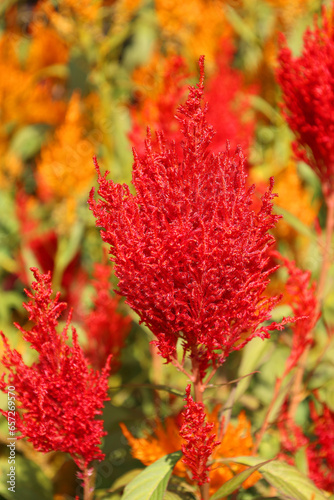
[0,34,66,127]
[155,0,232,66]
[36,92,96,209]
[274,162,319,241]
[27,24,69,73]
[121,409,260,494]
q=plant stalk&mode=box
[191,357,210,500]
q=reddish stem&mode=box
[82,467,95,500]
[317,192,334,303]
[191,356,210,500]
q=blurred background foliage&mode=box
[0,0,334,499]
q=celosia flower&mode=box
[0,268,111,471]
[84,262,132,371]
[121,401,260,493]
[272,162,319,241]
[155,0,232,65]
[179,385,220,485]
[15,192,88,314]
[277,5,334,198]
[0,33,66,127]
[90,56,291,381]
[26,23,69,73]
[308,402,334,492]
[278,399,334,493]
[36,92,96,204]
[120,418,188,478]
[281,257,319,372]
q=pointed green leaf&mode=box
[210,460,271,500]
[225,457,327,500]
[122,451,182,500]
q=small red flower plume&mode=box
[308,402,334,491]
[277,5,334,198]
[281,257,319,372]
[84,262,132,371]
[179,384,220,485]
[90,56,290,381]
[0,268,111,471]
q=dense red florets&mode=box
[277,5,334,198]
[0,268,111,471]
[90,56,289,380]
[84,262,132,371]
[308,403,334,491]
[179,384,220,485]
[281,257,319,372]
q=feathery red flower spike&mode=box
[0,268,111,471]
[90,56,291,382]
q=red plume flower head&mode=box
[277,5,334,198]
[90,56,290,381]
[0,268,111,471]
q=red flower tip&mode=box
[179,384,220,485]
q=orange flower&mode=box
[273,162,319,241]
[120,418,188,478]
[155,0,232,66]
[121,409,260,494]
[36,92,96,207]
[27,24,69,73]
[0,34,66,127]
[210,411,260,492]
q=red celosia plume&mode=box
[278,398,334,493]
[90,56,291,381]
[0,268,111,471]
[281,257,319,372]
[277,5,334,198]
[84,262,132,371]
[308,401,334,491]
[179,384,220,485]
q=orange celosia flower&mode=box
[27,24,69,73]
[121,409,260,494]
[0,34,66,127]
[36,92,96,206]
[0,31,66,185]
[120,418,188,478]
[155,0,232,66]
[273,162,319,241]
[210,411,260,492]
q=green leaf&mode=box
[210,460,271,500]
[163,493,182,500]
[10,125,47,161]
[0,455,53,500]
[122,451,182,500]
[225,457,328,500]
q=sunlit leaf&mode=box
[122,451,182,500]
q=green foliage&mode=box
[122,451,182,500]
